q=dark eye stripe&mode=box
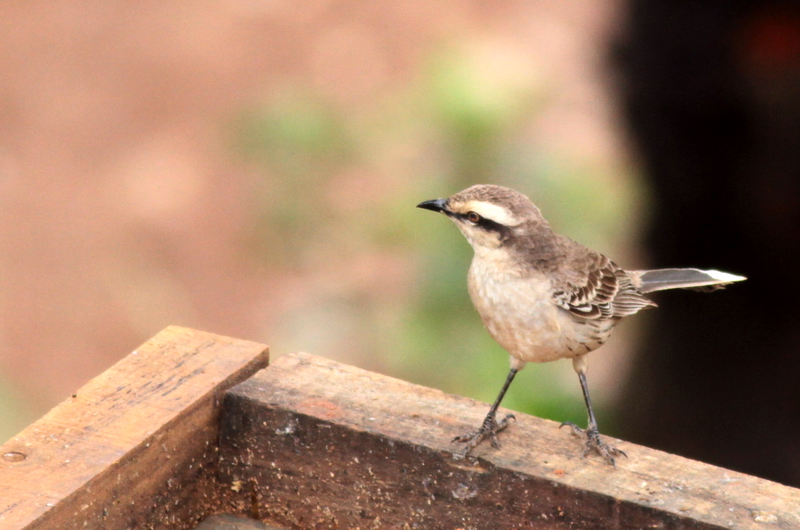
[477,217,505,232]
[453,212,507,234]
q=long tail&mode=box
[628,268,746,293]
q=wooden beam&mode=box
[194,514,288,530]
[0,326,269,530]
[219,352,800,530]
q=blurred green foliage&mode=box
[0,377,34,443]
[232,45,644,432]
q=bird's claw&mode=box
[452,413,516,458]
[560,422,627,467]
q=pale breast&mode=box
[468,258,615,364]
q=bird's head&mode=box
[417,184,549,253]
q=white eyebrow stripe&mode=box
[464,201,521,226]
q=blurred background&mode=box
[1,1,799,487]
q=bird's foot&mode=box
[452,413,516,459]
[560,422,627,467]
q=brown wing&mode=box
[550,242,656,319]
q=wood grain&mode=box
[194,514,288,530]
[0,326,269,530]
[219,352,800,530]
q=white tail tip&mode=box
[705,270,747,283]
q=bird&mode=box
[417,184,745,465]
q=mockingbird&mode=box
[418,184,745,465]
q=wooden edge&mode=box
[194,514,289,530]
[0,326,269,530]
[216,352,799,530]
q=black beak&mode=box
[417,198,449,213]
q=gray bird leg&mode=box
[561,355,627,466]
[452,367,518,458]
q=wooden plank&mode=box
[0,326,269,530]
[194,514,288,530]
[219,352,800,530]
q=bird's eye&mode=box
[467,211,481,223]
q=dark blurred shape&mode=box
[614,0,800,486]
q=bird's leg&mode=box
[452,367,518,458]
[560,356,627,466]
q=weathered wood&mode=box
[0,326,269,530]
[3,329,797,529]
[194,514,288,530]
[219,352,800,530]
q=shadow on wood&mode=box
[1,328,798,529]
